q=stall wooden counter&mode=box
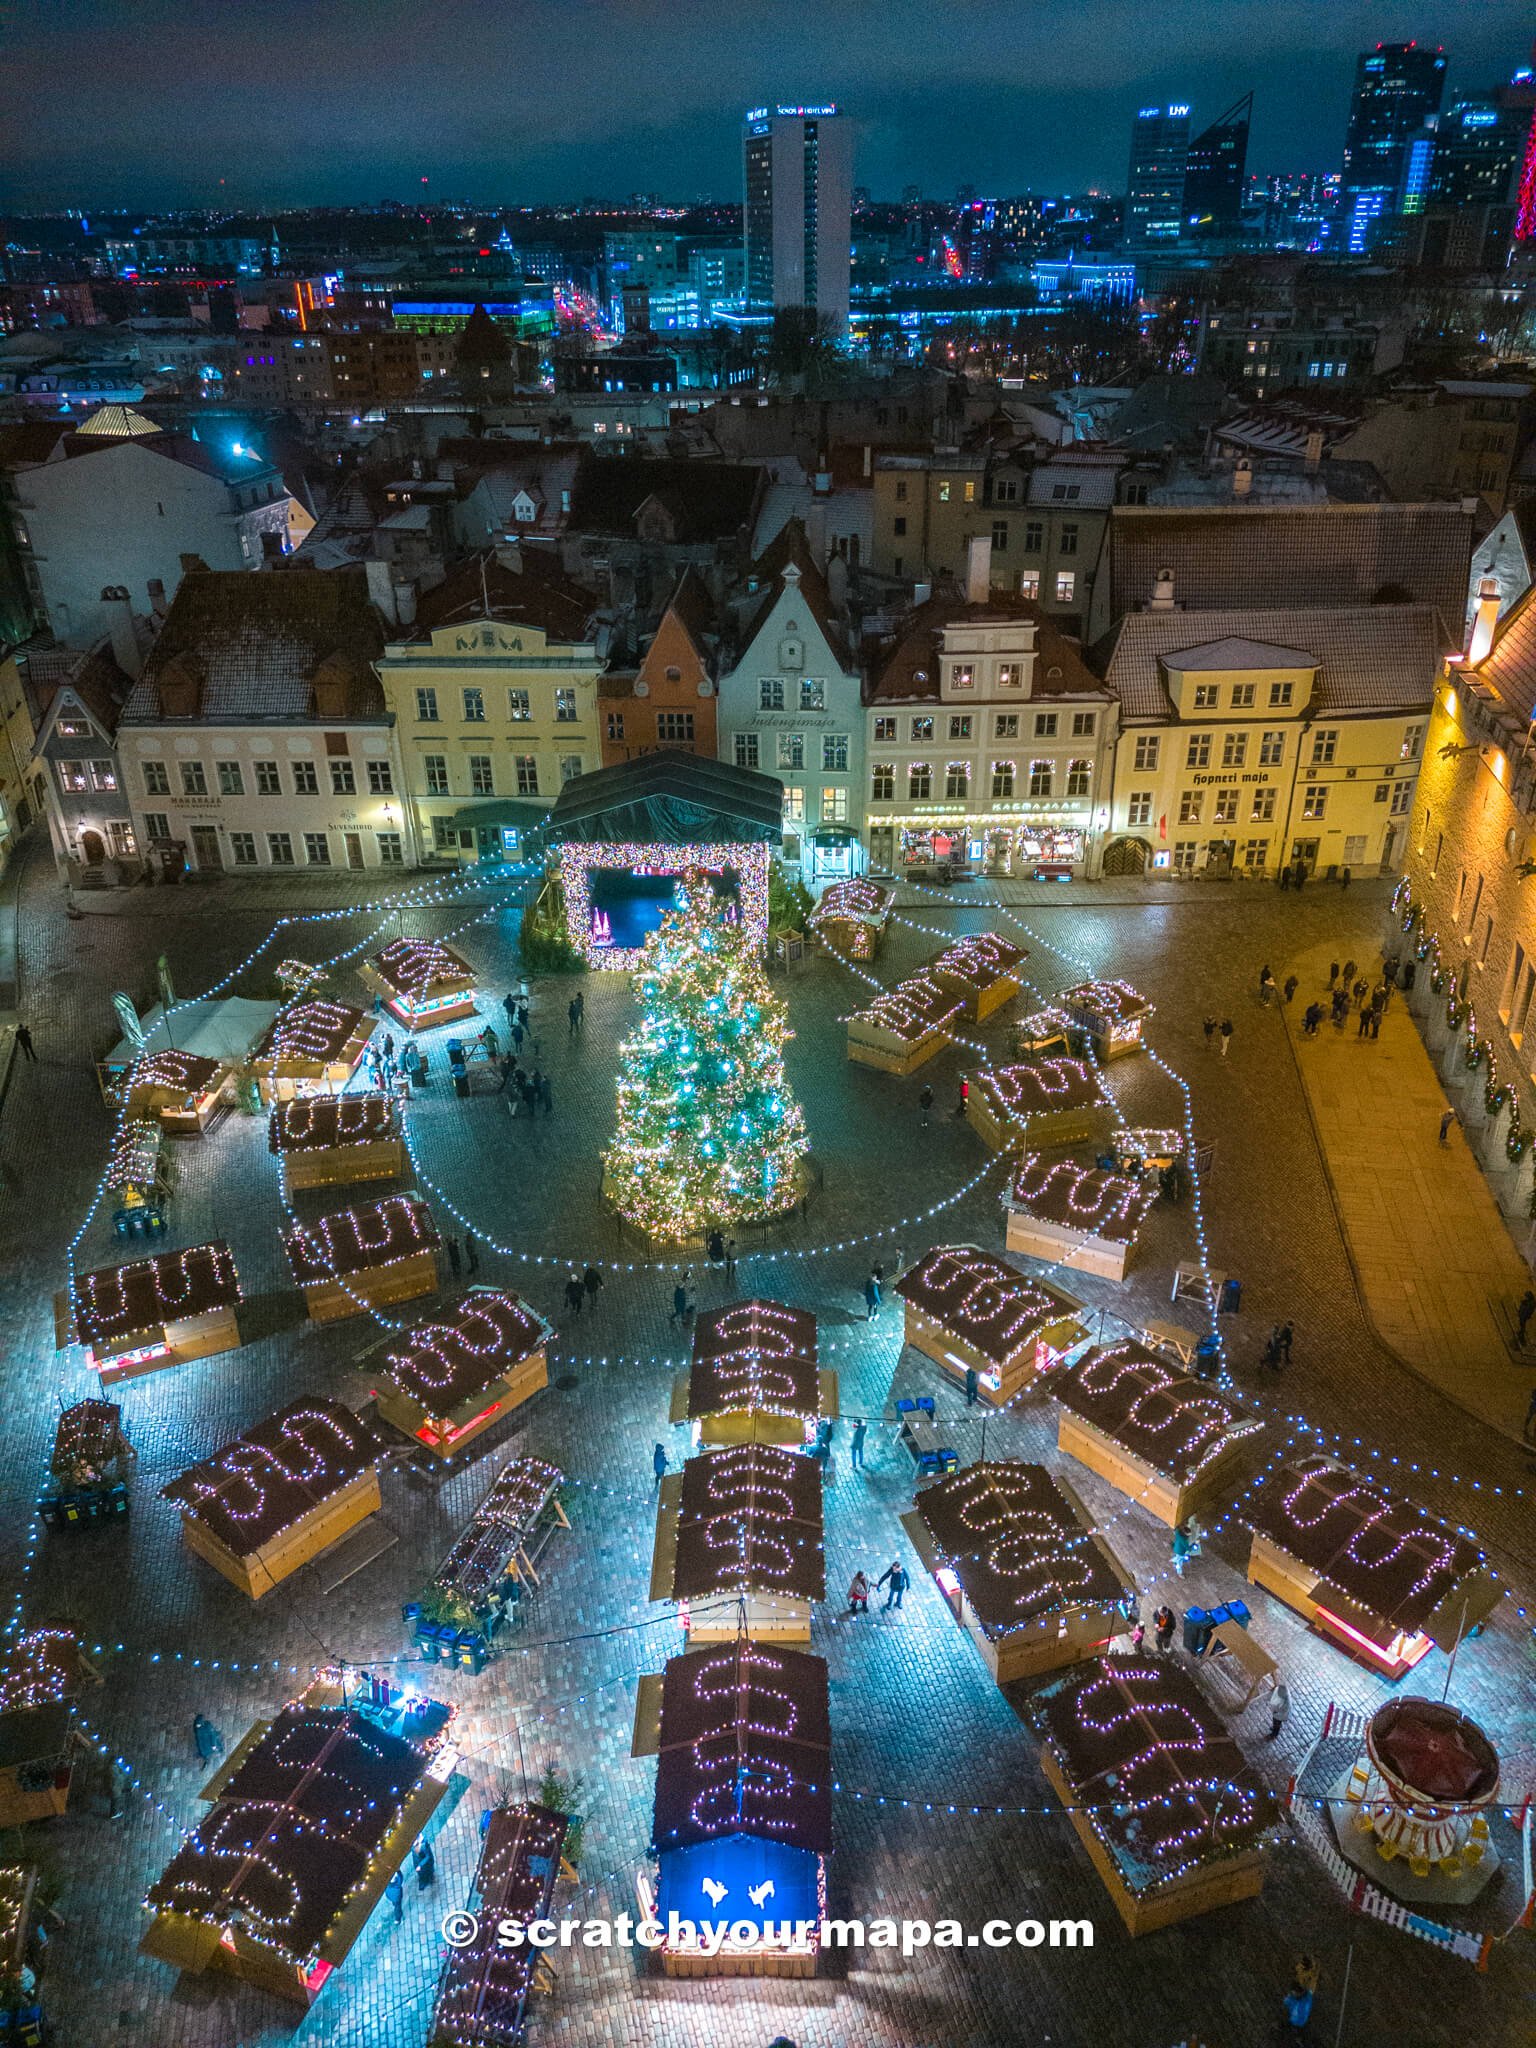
[1056,978,1155,1061]
[433,1802,570,2044]
[269,1091,404,1191]
[809,876,894,961]
[1031,1657,1276,1936]
[1053,1341,1265,1529]
[1242,1456,1504,1677]
[164,1398,389,1601]
[651,1442,824,1645]
[0,1629,98,1828]
[375,1290,551,1459]
[141,1696,454,2006]
[361,937,478,1031]
[126,1048,234,1136]
[256,999,375,1103]
[58,1239,242,1382]
[967,1057,1104,1154]
[430,1457,568,1625]
[895,1243,1084,1406]
[671,1299,836,1447]
[283,1195,440,1323]
[903,1460,1131,1686]
[928,931,1027,1023]
[845,974,964,1075]
[640,1638,831,1979]
[1004,1154,1157,1281]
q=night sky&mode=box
[4,0,1533,211]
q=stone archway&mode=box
[1101,836,1151,877]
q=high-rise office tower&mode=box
[1339,41,1447,253]
[1184,94,1252,235]
[1124,103,1191,249]
[742,104,852,330]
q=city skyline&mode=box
[4,0,1533,211]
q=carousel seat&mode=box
[1470,1815,1490,1840]
[1409,1855,1432,1878]
[1438,1854,1464,1879]
[1351,1809,1376,1835]
[1462,1840,1485,1867]
[1375,1839,1398,1862]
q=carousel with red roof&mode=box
[1332,1695,1502,1904]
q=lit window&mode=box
[555,688,577,722]
[1401,722,1425,761]
[1178,789,1203,825]
[873,716,897,742]
[515,755,540,795]
[1055,572,1075,602]
[910,717,934,741]
[508,688,531,721]
[995,713,1019,738]
[1029,759,1053,798]
[822,786,850,823]
[991,759,1015,799]
[463,687,486,722]
[1018,571,1040,598]
[948,716,972,741]
[783,785,805,822]
[800,679,825,711]
[951,665,974,690]
[822,733,849,771]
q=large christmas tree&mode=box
[604,872,809,1242]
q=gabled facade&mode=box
[598,568,717,767]
[376,546,604,863]
[716,529,864,880]
[864,583,1115,880]
[15,641,132,884]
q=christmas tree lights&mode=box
[604,872,808,1242]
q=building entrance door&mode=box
[190,825,221,871]
[345,832,364,869]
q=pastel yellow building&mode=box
[376,547,603,863]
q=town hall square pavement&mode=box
[0,838,1531,2048]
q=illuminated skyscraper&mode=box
[742,104,852,330]
[1124,103,1191,248]
[1184,94,1252,236]
[1340,41,1447,253]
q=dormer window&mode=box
[997,664,1019,688]
[950,664,974,690]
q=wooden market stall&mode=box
[1031,1657,1277,1936]
[375,1290,552,1459]
[845,973,965,1075]
[1053,1341,1266,1529]
[268,1092,404,1192]
[670,1299,837,1448]
[125,1047,235,1136]
[808,876,894,960]
[1004,1154,1157,1281]
[1008,1008,1074,1063]
[58,1240,242,1383]
[1055,979,1155,1061]
[413,1457,567,1668]
[361,937,478,1032]
[104,1119,170,1222]
[163,1397,389,1601]
[41,1397,135,1530]
[96,996,277,1111]
[928,931,1027,1022]
[967,1057,1104,1154]
[0,1629,98,1827]
[283,1195,441,1323]
[635,1637,831,1979]
[1242,1456,1504,1678]
[432,1802,570,2045]
[902,1460,1132,1686]
[255,999,375,1104]
[651,1442,824,1645]
[894,1243,1085,1406]
[140,1695,454,2006]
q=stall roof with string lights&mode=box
[1242,1455,1503,1676]
[1053,1340,1265,1528]
[255,999,375,1100]
[652,1441,825,1645]
[903,1459,1132,1685]
[1030,1656,1278,1935]
[431,1455,567,1609]
[808,876,894,959]
[0,1628,99,1828]
[140,1700,453,2006]
[927,931,1028,1022]
[967,1056,1104,1153]
[672,1299,836,1446]
[1055,978,1154,1060]
[125,1047,234,1135]
[1004,1154,1157,1282]
[844,972,966,1074]
[432,1801,570,2046]
[163,1397,389,1600]
[360,937,479,1030]
[283,1195,441,1322]
[268,1092,404,1191]
[377,1292,552,1459]
[895,1242,1085,1406]
[57,1239,242,1381]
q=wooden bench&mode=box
[895,1399,959,1476]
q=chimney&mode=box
[862,444,872,479]
[364,557,397,625]
[1468,574,1501,667]
[393,579,417,627]
[1303,428,1324,474]
[1150,567,1176,612]
[1232,458,1253,498]
[966,533,992,605]
[99,585,143,680]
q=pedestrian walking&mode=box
[1218,1017,1233,1058]
[568,996,581,1039]
[954,1076,969,1118]
[539,1072,553,1115]
[1293,860,1306,892]
[876,1559,909,1610]
[1341,958,1356,987]
[511,1018,525,1054]
[863,1270,882,1320]
[481,1024,499,1061]
[1302,1002,1322,1036]
[1357,1001,1372,1038]
[1341,865,1352,890]
[1283,975,1298,1004]
[964,1365,979,1406]
[386,1870,404,1923]
[1130,1620,1146,1651]
[1516,1289,1536,1346]
[564,1273,584,1317]
[1266,1680,1290,1740]
[519,1073,537,1118]
[707,1229,725,1269]
[583,1264,603,1308]
[724,1237,738,1281]
[1203,1016,1217,1052]
[14,1025,35,1062]
[504,992,518,1028]
[1171,1521,1194,1575]
[465,1229,479,1274]
[496,1052,515,1092]
[1154,1604,1176,1653]
[1352,977,1368,1005]
[1369,1005,1382,1040]
[669,1278,689,1325]
[445,1235,462,1277]
[849,1419,867,1469]
[653,1442,668,1486]
[919,1083,934,1126]
[1440,1108,1456,1145]
[1263,1325,1281,1370]
[1328,961,1339,988]
[192,1714,223,1761]
[412,1838,436,1887]
[1278,1321,1293,1363]
[1259,965,1275,1004]
[1279,864,1292,891]
[1331,988,1348,1028]
[683,1283,696,1328]
[384,1033,396,1063]
[849,1571,870,1615]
